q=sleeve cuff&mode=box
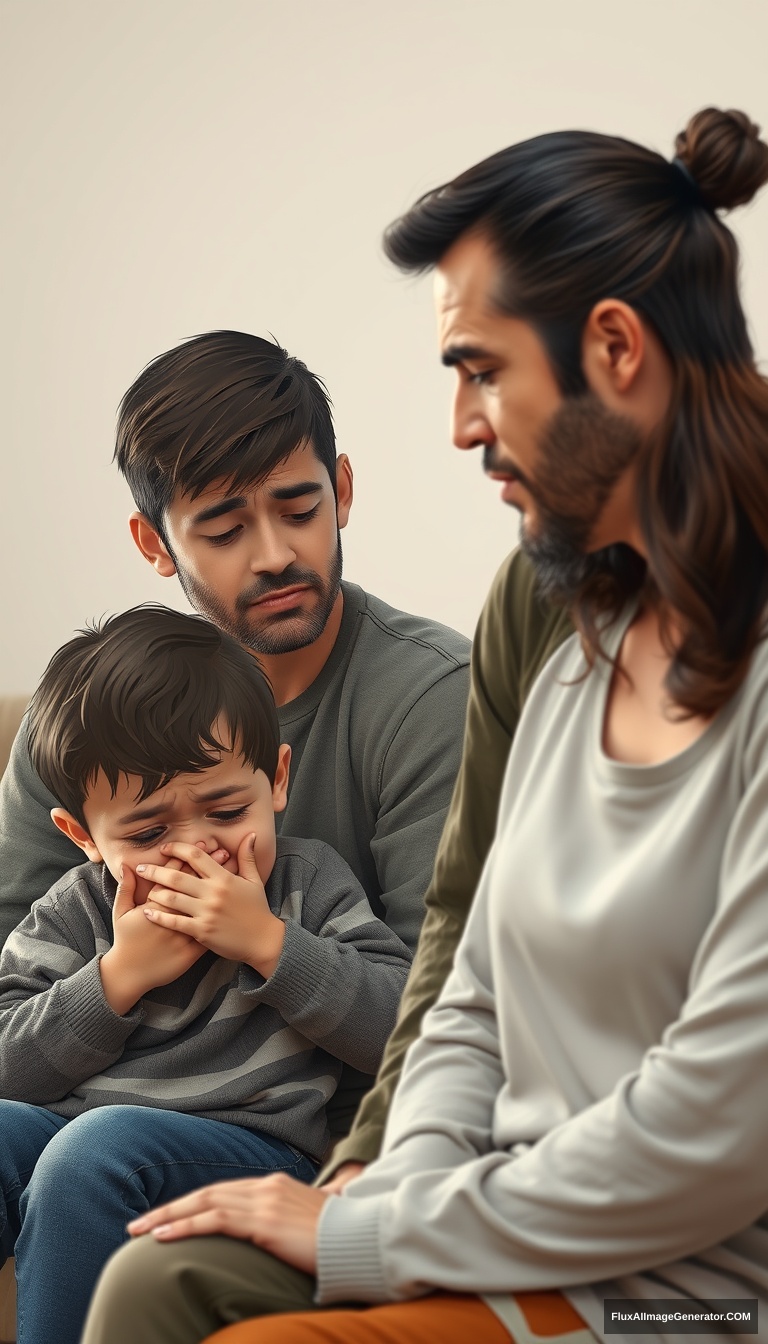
[54,956,142,1054]
[315,1192,390,1304]
[239,920,348,1020]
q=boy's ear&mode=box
[129,511,177,578]
[271,744,291,814]
[51,809,103,864]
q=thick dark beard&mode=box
[172,537,344,655]
[519,520,599,605]
[520,393,643,604]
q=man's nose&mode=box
[451,383,495,453]
[249,522,297,575]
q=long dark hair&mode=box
[384,109,768,717]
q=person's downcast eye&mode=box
[125,806,249,847]
[128,827,166,848]
[204,501,320,545]
[288,504,321,525]
[469,369,496,386]
[206,526,242,547]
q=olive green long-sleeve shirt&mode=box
[325,548,573,1174]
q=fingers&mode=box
[236,832,259,881]
[158,842,221,875]
[127,1173,325,1278]
[143,887,197,916]
[128,1183,234,1235]
[145,851,227,903]
[152,1211,243,1241]
[143,908,189,933]
[113,864,137,920]
[128,1175,297,1245]
[135,863,200,896]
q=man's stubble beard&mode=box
[170,535,344,656]
[518,393,643,604]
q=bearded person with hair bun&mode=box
[82,107,768,1344]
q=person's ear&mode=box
[51,809,103,864]
[581,300,645,404]
[271,744,292,814]
[129,512,177,578]
[335,455,353,530]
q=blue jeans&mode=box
[0,1100,317,1344]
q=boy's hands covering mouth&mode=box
[138,833,286,978]
[99,856,209,1015]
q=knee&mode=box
[80,1235,171,1343]
[34,1105,138,1171]
[94,1233,168,1305]
[25,1107,138,1204]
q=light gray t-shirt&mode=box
[318,611,768,1341]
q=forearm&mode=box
[318,1060,768,1307]
[0,957,140,1101]
[242,919,411,1074]
[99,947,151,1016]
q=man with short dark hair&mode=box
[0,330,471,1136]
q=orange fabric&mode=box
[203,1291,584,1344]
[514,1292,586,1336]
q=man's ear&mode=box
[129,511,177,578]
[335,455,353,530]
[271,744,292,814]
[581,300,645,404]
[51,809,103,864]
[581,299,674,432]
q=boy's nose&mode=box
[193,839,230,865]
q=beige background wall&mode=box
[2,0,767,694]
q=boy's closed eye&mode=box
[127,805,251,848]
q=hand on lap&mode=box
[127,1173,330,1274]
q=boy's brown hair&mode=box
[28,605,280,830]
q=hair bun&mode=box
[674,107,768,211]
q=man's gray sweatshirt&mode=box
[0,836,411,1162]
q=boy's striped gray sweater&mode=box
[0,836,412,1161]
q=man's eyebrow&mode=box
[191,497,248,525]
[441,344,493,368]
[267,481,324,502]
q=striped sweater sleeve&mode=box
[0,869,141,1103]
[239,840,413,1075]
